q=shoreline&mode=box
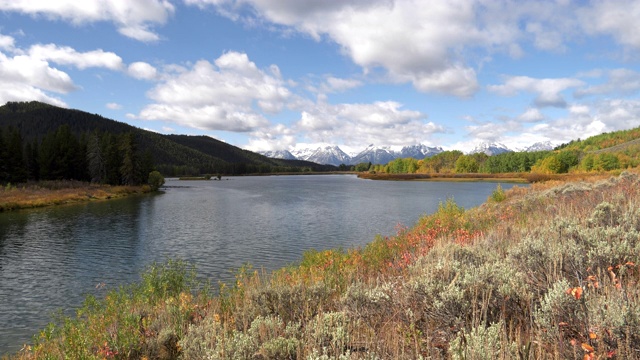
[357,172,529,183]
[356,171,618,183]
[0,181,153,212]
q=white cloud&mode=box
[246,123,297,151]
[293,100,444,147]
[0,34,15,51]
[322,76,362,93]
[0,53,76,93]
[0,0,175,42]
[517,108,544,123]
[187,0,609,98]
[575,68,640,97]
[466,98,640,149]
[411,65,478,97]
[580,0,640,50]
[0,34,131,108]
[488,75,584,108]
[28,44,124,70]
[106,102,122,109]
[465,120,522,143]
[128,61,158,80]
[0,81,67,107]
[138,51,290,131]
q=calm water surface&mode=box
[0,175,523,354]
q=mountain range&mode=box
[0,101,557,171]
[259,142,554,166]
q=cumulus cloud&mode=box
[28,44,124,70]
[0,0,174,42]
[0,52,77,93]
[0,32,136,108]
[580,0,640,50]
[517,108,545,123]
[0,81,67,107]
[575,68,640,97]
[411,66,478,97]
[246,123,297,151]
[138,51,290,131]
[128,62,158,80]
[0,34,15,51]
[467,97,640,149]
[293,100,444,147]
[488,75,584,108]
[465,120,522,144]
[186,0,616,98]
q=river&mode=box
[0,175,523,354]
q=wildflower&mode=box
[566,286,583,300]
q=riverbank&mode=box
[358,172,527,182]
[0,181,153,212]
[7,171,640,359]
[357,171,618,183]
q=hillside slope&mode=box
[0,101,332,174]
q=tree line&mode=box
[0,125,153,185]
[353,147,637,175]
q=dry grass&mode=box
[0,180,152,212]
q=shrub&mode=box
[449,320,516,360]
[148,170,165,191]
[490,184,507,202]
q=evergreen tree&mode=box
[119,132,141,185]
[5,126,27,183]
[0,127,7,182]
[25,141,40,181]
[104,133,123,185]
[86,131,106,183]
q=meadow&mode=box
[0,180,152,212]
[6,171,640,359]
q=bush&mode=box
[490,184,507,202]
[148,170,165,191]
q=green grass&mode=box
[8,171,640,359]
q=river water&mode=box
[0,175,523,354]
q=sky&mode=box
[1,0,640,155]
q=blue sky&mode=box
[1,0,640,154]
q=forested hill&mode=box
[0,101,333,176]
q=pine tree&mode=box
[0,127,7,183]
[86,131,106,183]
[119,132,141,185]
[25,141,40,181]
[5,126,27,183]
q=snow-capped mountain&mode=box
[283,146,352,166]
[469,142,512,156]
[290,147,316,160]
[351,144,397,165]
[259,141,524,167]
[304,146,352,166]
[258,149,296,160]
[524,141,555,152]
[400,144,443,159]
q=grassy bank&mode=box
[7,172,640,359]
[0,180,153,212]
[357,171,617,184]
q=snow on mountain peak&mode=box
[523,141,555,152]
[469,142,512,156]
